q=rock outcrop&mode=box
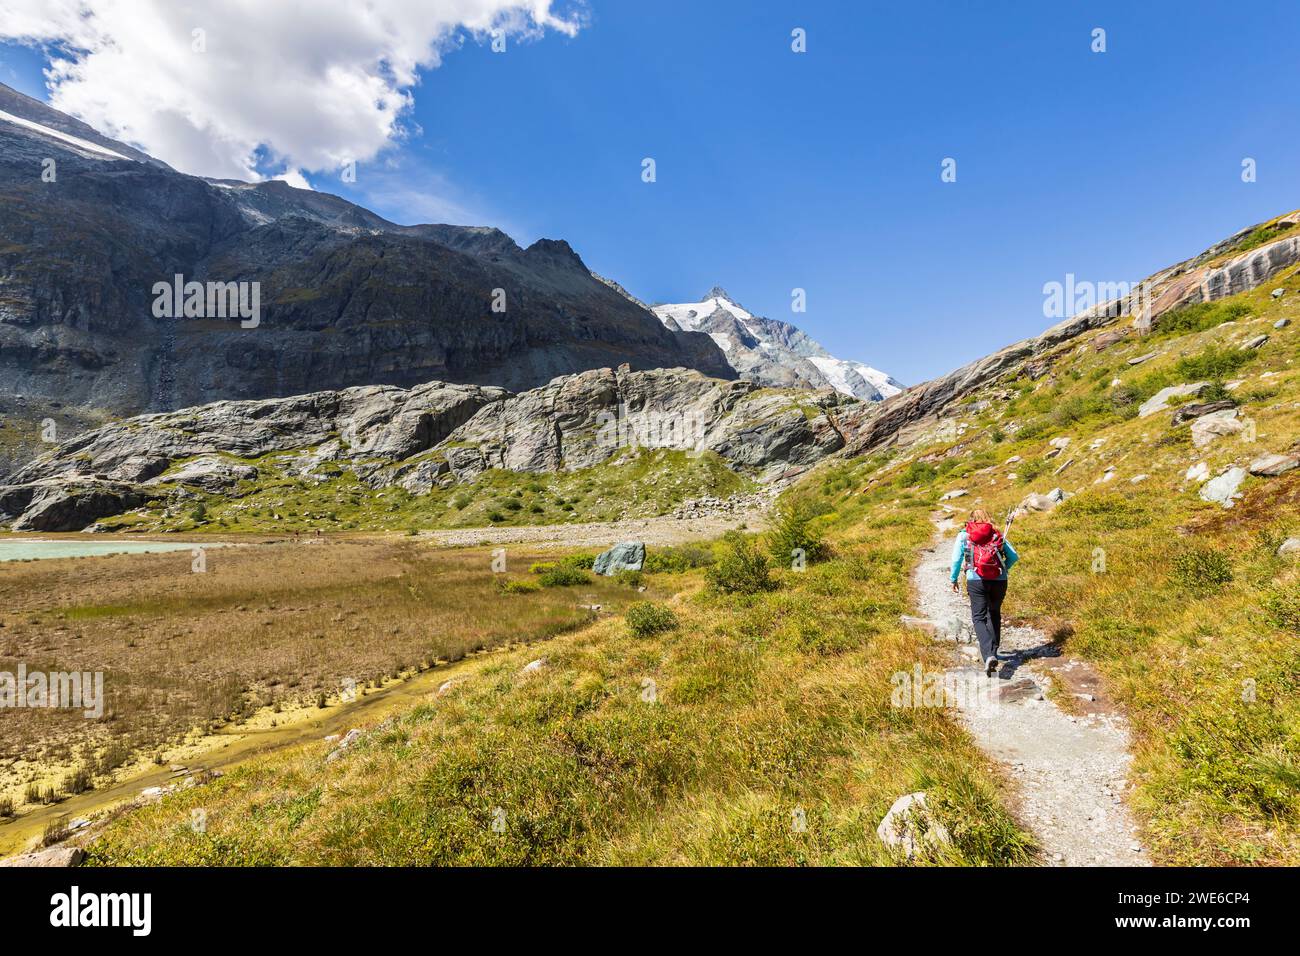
[0,367,852,530]
[839,210,1300,457]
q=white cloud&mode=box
[0,0,581,181]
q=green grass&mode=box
[832,282,1300,863]
[86,474,1032,866]
[98,448,752,535]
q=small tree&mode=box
[766,501,829,567]
[707,532,776,595]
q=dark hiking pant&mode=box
[966,578,1008,663]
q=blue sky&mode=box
[4,1,1300,384]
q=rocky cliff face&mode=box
[1,366,849,530]
[0,82,731,428]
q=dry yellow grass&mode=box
[0,537,640,807]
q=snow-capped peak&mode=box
[651,288,903,401]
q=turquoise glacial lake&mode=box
[0,539,223,562]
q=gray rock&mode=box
[1171,399,1237,425]
[1,479,149,531]
[1249,453,1300,477]
[593,541,645,575]
[1199,467,1248,508]
[1271,288,1285,299]
[1275,318,1290,329]
[876,791,951,859]
[0,846,84,867]
[1277,538,1300,556]
[1190,408,1242,447]
[1139,383,1210,418]
[1241,334,1269,349]
[1127,351,1159,365]
[520,657,548,676]
[146,456,258,492]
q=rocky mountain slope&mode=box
[0,82,730,430]
[651,288,903,401]
[834,208,1300,457]
[0,365,851,531]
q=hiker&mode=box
[950,508,1019,677]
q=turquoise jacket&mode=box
[950,530,1019,584]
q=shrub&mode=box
[1262,586,1300,632]
[487,510,505,523]
[1155,300,1253,337]
[766,501,829,566]
[62,767,92,796]
[1056,493,1148,530]
[643,544,715,573]
[625,602,679,636]
[1170,546,1234,591]
[1174,345,1253,382]
[897,460,938,487]
[614,569,644,589]
[452,493,471,510]
[0,796,12,818]
[498,578,542,595]
[539,566,591,587]
[706,532,776,595]
[41,818,71,848]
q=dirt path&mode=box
[912,515,1148,866]
[424,509,765,549]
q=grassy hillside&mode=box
[840,276,1300,864]
[53,263,1300,867]
[94,448,752,534]
[85,492,1033,865]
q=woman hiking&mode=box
[950,508,1019,677]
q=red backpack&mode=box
[964,521,1005,579]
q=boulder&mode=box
[1278,538,1300,556]
[324,728,363,763]
[1092,329,1127,351]
[4,480,149,532]
[1127,351,1159,365]
[1186,461,1210,483]
[520,657,548,676]
[1199,467,1247,508]
[876,792,951,859]
[1241,334,1269,350]
[1249,453,1300,477]
[593,541,646,575]
[1272,288,1286,299]
[1139,383,1209,418]
[938,489,968,502]
[1275,318,1290,329]
[1190,408,1242,448]
[0,846,84,867]
[1171,400,1237,426]
[146,456,258,492]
